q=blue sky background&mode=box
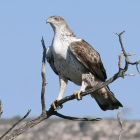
[0,1,140,120]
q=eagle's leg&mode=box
[74,74,88,100]
[51,75,68,109]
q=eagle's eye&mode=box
[54,17,60,21]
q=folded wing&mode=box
[70,39,107,81]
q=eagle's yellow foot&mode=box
[74,90,82,100]
[51,99,63,110]
[51,101,57,110]
[51,99,59,110]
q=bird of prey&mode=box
[46,16,123,111]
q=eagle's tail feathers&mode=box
[91,86,123,111]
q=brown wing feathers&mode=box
[70,39,107,81]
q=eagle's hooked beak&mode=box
[46,18,51,23]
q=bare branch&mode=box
[117,111,123,130]
[115,31,130,71]
[126,53,136,56]
[1,114,49,140]
[41,37,47,114]
[53,111,101,121]
[124,73,135,76]
[0,100,3,119]
[115,31,140,74]
[117,31,127,55]
[0,110,31,140]
[117,111,123,140]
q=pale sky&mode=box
[0,0,140,120]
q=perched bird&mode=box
[46,16,123,111]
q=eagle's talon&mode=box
[51,101,57,110]
[51,100,59,110]
[74,91,82,100]
[59,104,63,109]
[51,99,63,110]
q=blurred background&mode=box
[0,0,140,120]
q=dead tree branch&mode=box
[0,110,31,139]
[117,111,123,140]
[0,37,99,140]
[53,111,101,121]
[0,31,139,140]
[41,37,47,114]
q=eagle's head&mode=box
[47,16,66,31]
[47,16,75,36]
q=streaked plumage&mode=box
[46,16,123,111]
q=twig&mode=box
[53,111,101,121]
[0,110,31,140]
[0,100,3,119]
[114,31,129,71]
[124,73,135,76]
[117,111,123,140]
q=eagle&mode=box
[46,16,123,111]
